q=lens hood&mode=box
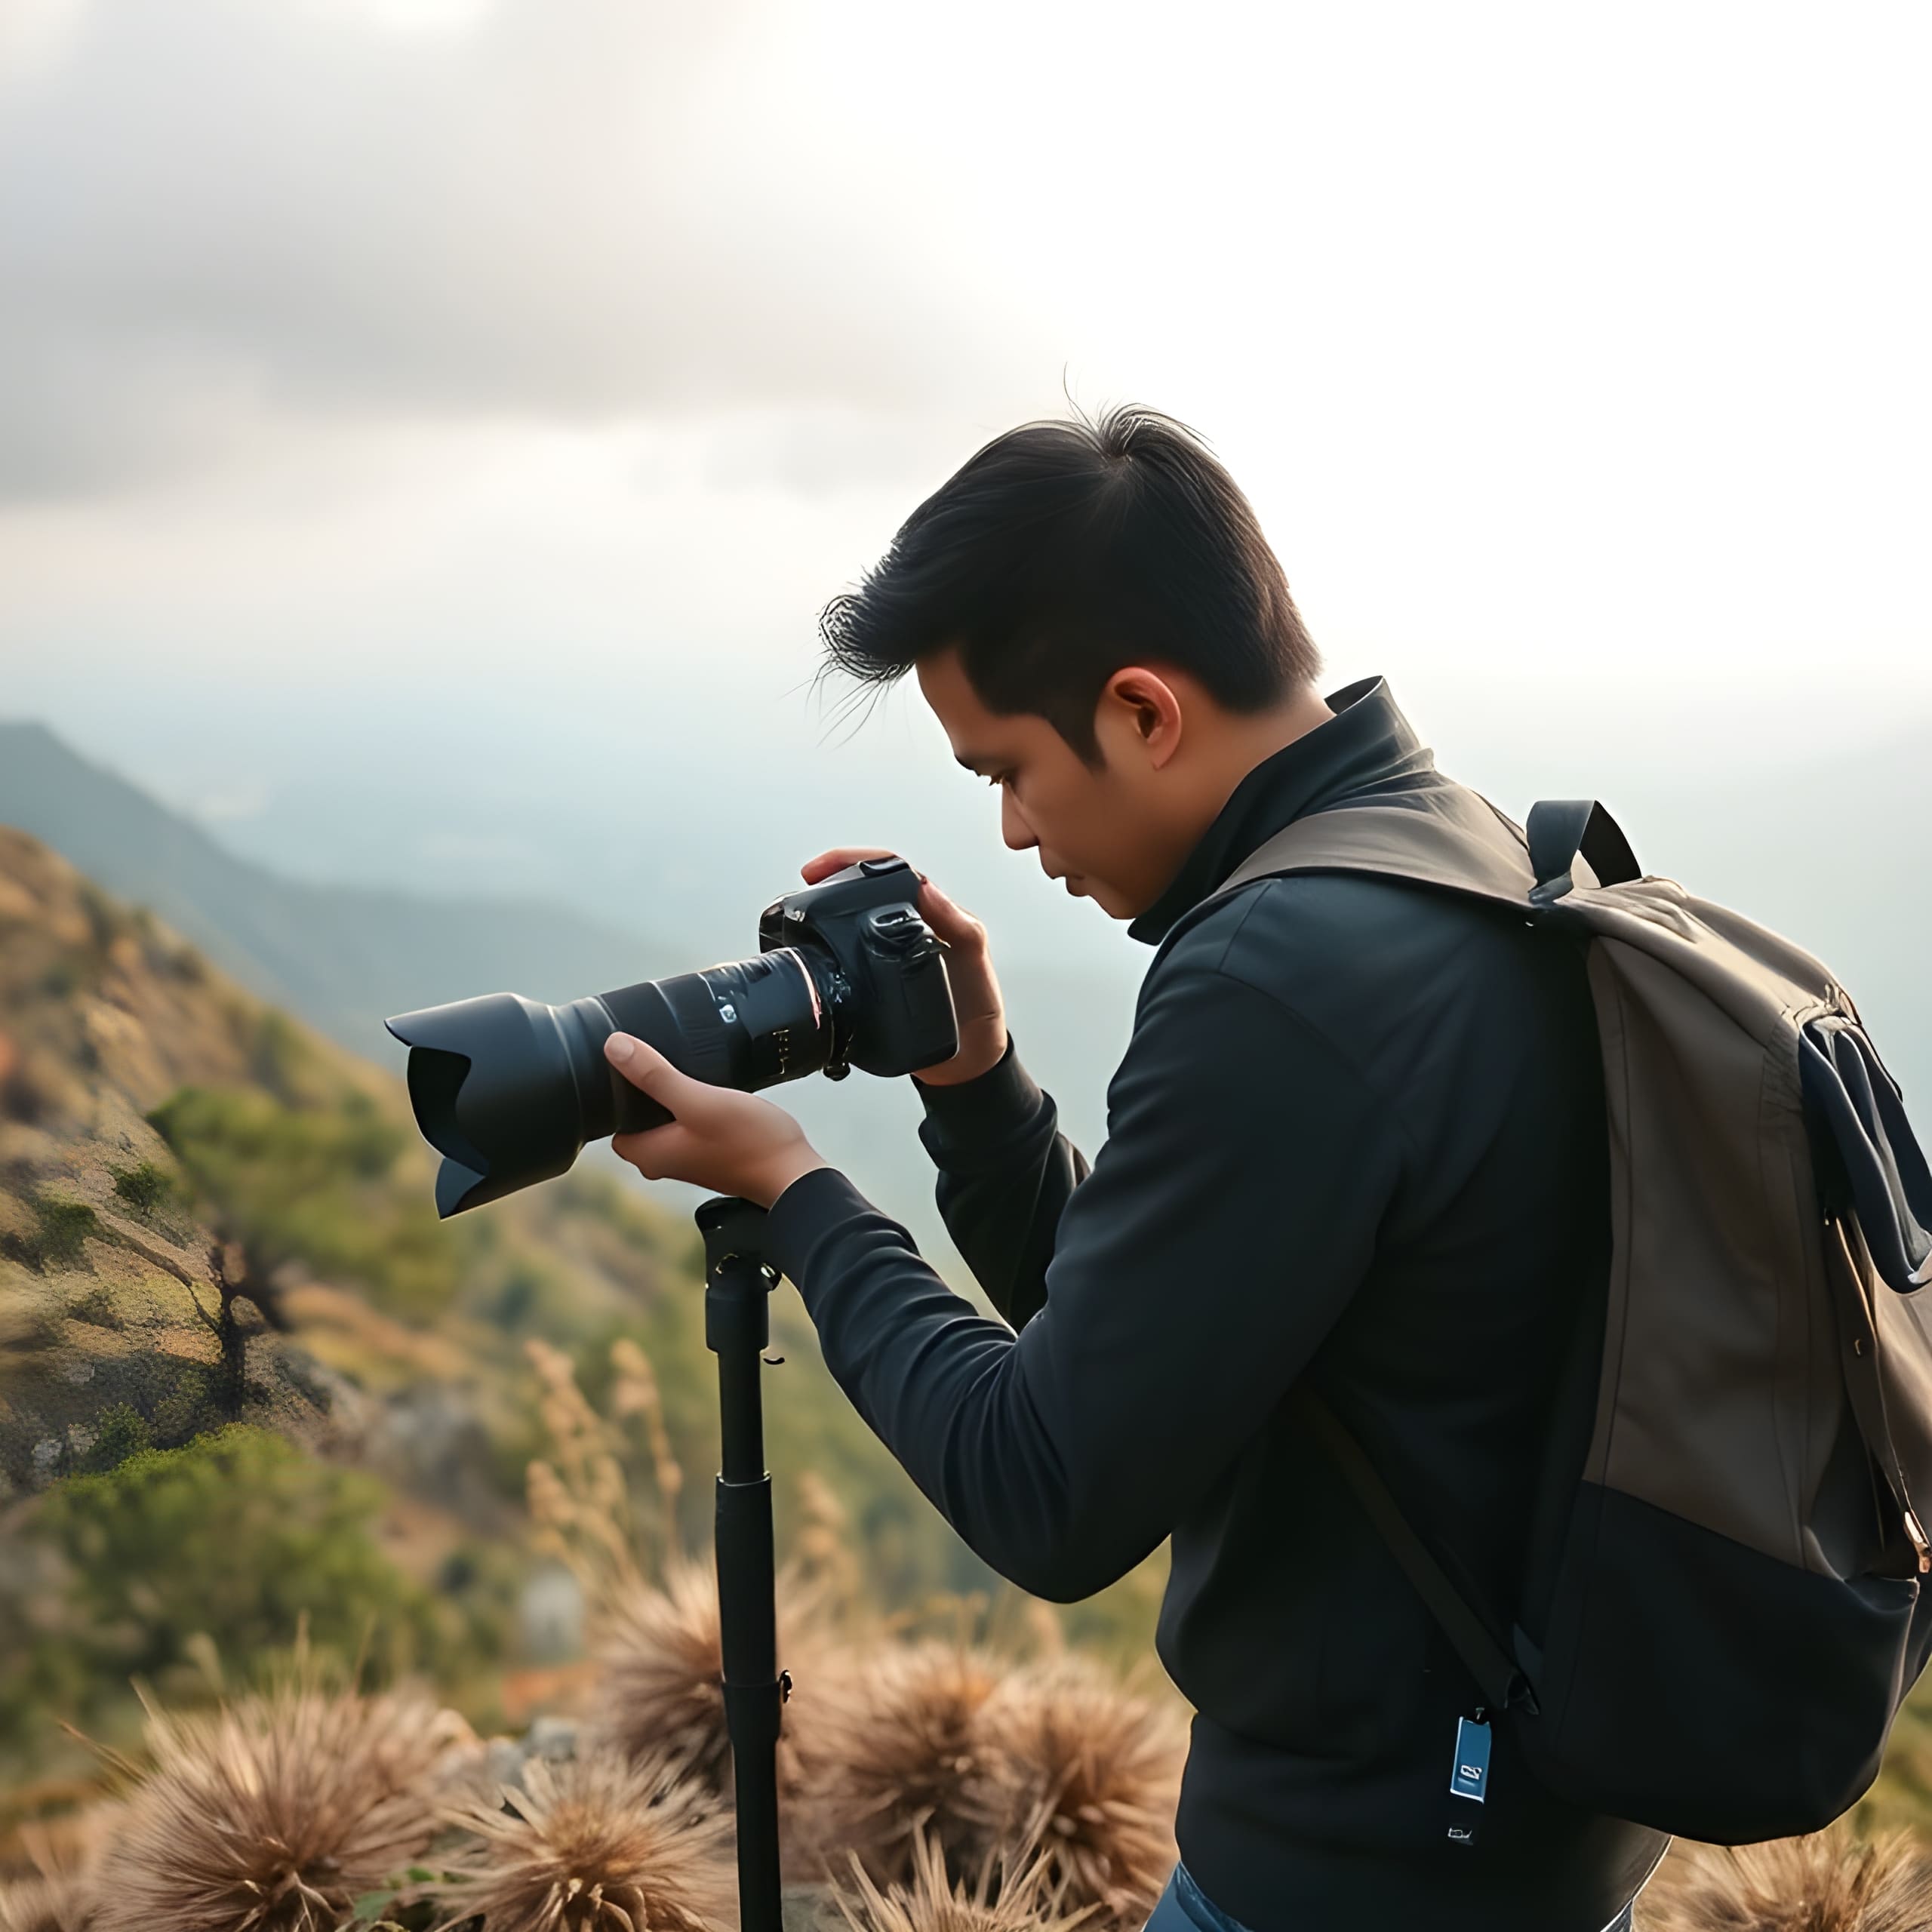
[385,992,619,1217]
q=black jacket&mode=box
[764,676,1670,1930]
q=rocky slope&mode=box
[0,823,672,1523]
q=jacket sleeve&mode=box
[761,952,1405,1603]
[909,1031,1089,1329]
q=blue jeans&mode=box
[1140,1860,1639,1932]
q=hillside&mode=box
[0,822,675,1519]
[0,828,1171,1798]
[0,718,1124,1271]
[0,721,665,1063]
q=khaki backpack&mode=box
[1210,783,1932,1844]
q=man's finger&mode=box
[801,847,918,882]
[909,883,988,960]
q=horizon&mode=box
[3,4,1925,948]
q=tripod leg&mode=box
[698,1196,787,1932]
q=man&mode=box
[599,406,1670,1930]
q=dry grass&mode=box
[0,1811,107,1932]
[792,1643,1008,1890]
[577,1552,829,1822]
[825,1825,1101,1932]
[425,1749,735,1932]
[524,1338,648,1614]
[85,1678,473,1932]
[964,1657,1184,1930]
[0,1869,91,1932]
[1640,1829,1932,1930]
[577,1555,741,1798]
[0,1805,128,1930]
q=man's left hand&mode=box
[605,1032,832,1211]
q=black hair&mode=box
[814,403,1320,766]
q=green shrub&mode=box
[149,1362,220,1444]
[29,1425,441,1687]
[149,1086,457,1318]
[77,1402,153,1473]
[26,1196,97,1268]
[109,1158,177,1217]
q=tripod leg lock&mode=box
[723,1675,789,1752]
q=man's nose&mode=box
[1001,787,1037,853]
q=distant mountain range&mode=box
[0,721,1048,1269]
[0,721,666,1063]
[3,713,1924,1254]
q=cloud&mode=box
[0,0,1050,497]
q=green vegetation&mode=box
[0,1426,509,1758]
[109,1158,177,1217]
[0,826,1162,1813]
[12,1194,99,1269]
[75,1402,155,1473]
[34,1426,435,1675]
[149,1084,460,1319]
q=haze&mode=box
[2,0,1927,1186]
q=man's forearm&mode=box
[912,1029,1088,1327]
[761,1163,1146,1601]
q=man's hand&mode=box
[605,1033,832,1211]
[800,848,1009,1087]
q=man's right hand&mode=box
[798,848,1009,1087]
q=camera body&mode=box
[386,854,957,1217]
[756,854,955,1081]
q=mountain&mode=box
[0,823,1178,1844]
[0,821,1007,1564]
[0,721,666,1063]
[5,712,1923,1271]
[0,719,1140,1269]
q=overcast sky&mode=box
[2,0,1927,920]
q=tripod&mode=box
[695,1195,792,1932]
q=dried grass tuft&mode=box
[966,1657,1184,1929]
[85,1677,470,1932]
[1639,1828,1932,1931]
[425,1749,735,1932]
[580,1552,828,1816]
[578,1555,740,1798]
[0,1869,93,1932]
[0,1807,120,1932]
[793,1642,1008,1890]
[826,1825,1101,1932]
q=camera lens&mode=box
[386,947,835,1217]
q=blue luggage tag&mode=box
[1450,1712,1492,1804]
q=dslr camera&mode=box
[386,855,957,1217]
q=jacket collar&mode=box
[1127,675,1437,946]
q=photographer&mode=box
[600,407,1669,1932]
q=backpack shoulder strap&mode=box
[1525,800,1644,904]
[1209,789,1641,915]
[1290,1386,1537,1714]
[1217,783,1642,1715]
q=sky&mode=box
[2,0,1927,974]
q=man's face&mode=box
[915,645,1195,921]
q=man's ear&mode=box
[1101,666,1185,770]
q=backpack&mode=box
[1208,783,1932,1845]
